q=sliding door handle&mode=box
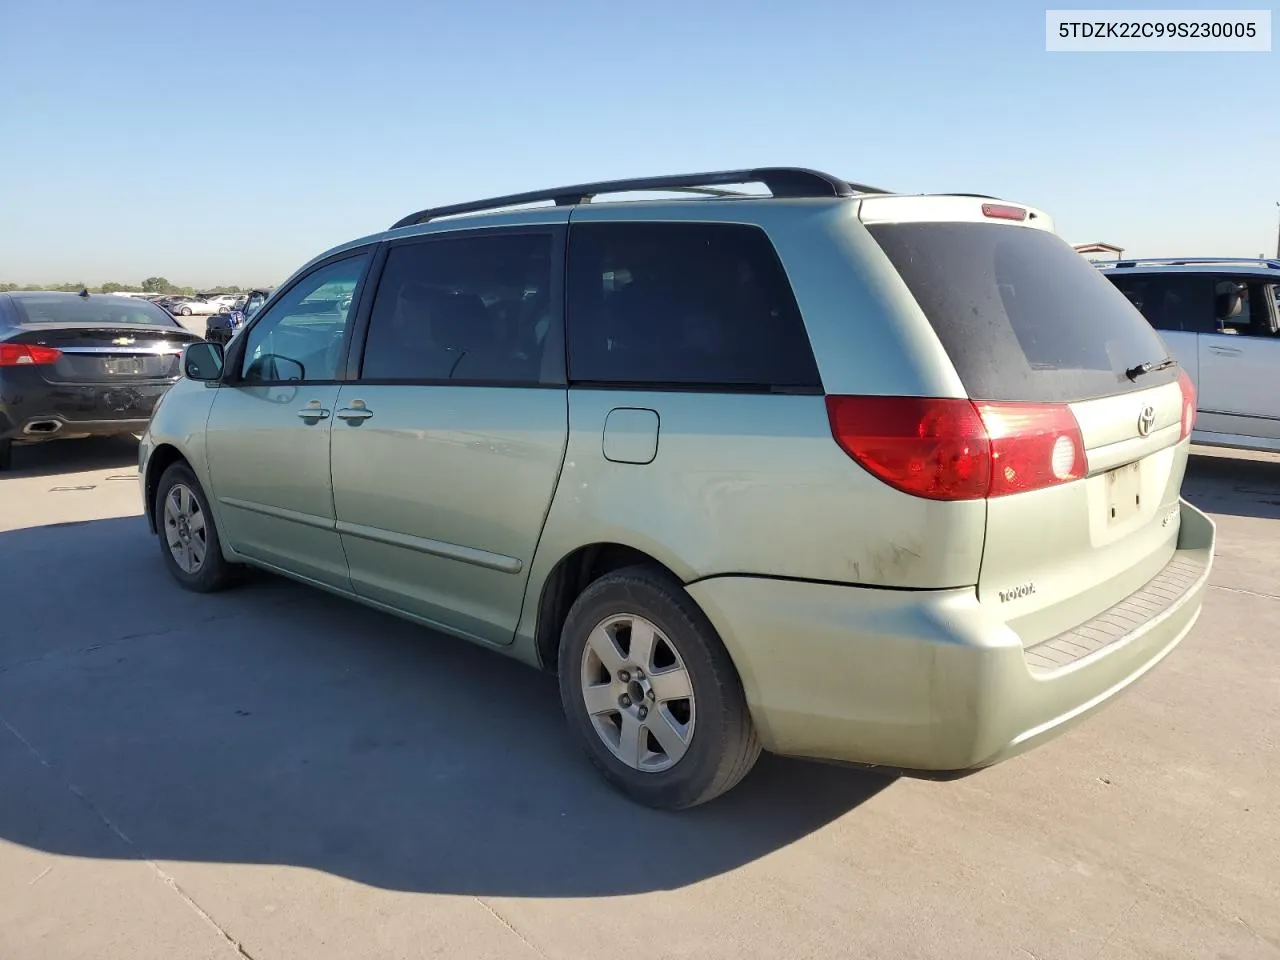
[296,401,330,421]
[336,400,373,422]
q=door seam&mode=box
[330,385,353,576]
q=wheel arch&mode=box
[532,541,690,673]
[143,443,190,534]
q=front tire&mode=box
[181,306,192,316]
[155,462,240,592]
[0,439,11,471]
[558,565,761,810]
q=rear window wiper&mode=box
[1125,356,1178,381]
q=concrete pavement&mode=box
[1,438,1277,959]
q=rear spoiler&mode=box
[857,194,1055,233]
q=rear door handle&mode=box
[297,401,331,420]
[1209,345,1242,356]
[336,401,373,422]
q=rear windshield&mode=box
[867,222,1177,402]
[8,294,180,327]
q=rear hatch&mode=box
[861,197,1194,646]
[6,323,196,383]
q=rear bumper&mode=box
[0,375,173,442]
[687,499,1215,773]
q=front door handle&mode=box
[297,400,331,421]
[336,400,373,422]
[1209,345,1242,356]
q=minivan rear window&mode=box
[867,222,1177,403]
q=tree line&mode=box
[0,278,248,296]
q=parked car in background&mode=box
[155,295,193,314]
[141,167,1214,809]
[0,291,201,469]
[168,297,223,317]
[198,294,241,314]
[1098,258,1280,454]
[205,289,269,344]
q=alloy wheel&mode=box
[163,483,207,575]
[579,614,696,773]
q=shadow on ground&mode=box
[1183,448,1280,521]
[0,516,890,898]
[2,436,140,480]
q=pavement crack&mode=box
[28,865,54,886]
[1209,584,1280,602]
[0,626,185,676]
[0,712,257,959]
[0,602,299,676]
[473,898,549,959]
[1089,890,1145,960]
[1,713,54,771]
[152,865,261,960]
[1233,915,1280,952]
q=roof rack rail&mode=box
[389,167,888,229]
[1097,257,1280,270]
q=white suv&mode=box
[1098,258,1280,453]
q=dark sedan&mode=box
[0,291,202,469]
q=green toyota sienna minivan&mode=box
[141,168,1215,809]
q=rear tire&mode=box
[557,565,761,810]
[181,306,192,316]
[0,439,11,471]
[155,462,240,592]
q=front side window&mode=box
[566,222,821,390]
[1212,276,1280,338]
[360,232,556,383]
[240,253,370,383]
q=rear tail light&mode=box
[0,343,62,366]
[1176,369,1196,440]
[825,395,1087,501]
[980,402,1087,496]
[981,203,1027,222]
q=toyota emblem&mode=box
[1137,405,1156,437]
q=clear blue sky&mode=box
[2,0,1276,286]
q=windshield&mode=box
[8,294,181,327]
[868,222,1177,403]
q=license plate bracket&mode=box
[104,356,143,376]
[1105,461,1143,525]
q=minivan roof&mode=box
[281,167,1051,315]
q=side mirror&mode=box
[182,341,224,381]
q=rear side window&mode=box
[566,222,821,391]
[868,222,1177,403]
[1104,273,1214,333]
